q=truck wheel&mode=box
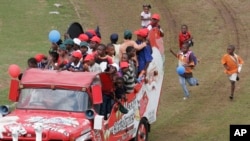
[134,118,148,141]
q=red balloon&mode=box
[8,64,21,78]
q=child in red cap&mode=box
[63,51,83,72]
[147,13,164,37]
[120,61,135,93]
[83,54,102,73]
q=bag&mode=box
[186,50,198,66]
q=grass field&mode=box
[1,0,250,141]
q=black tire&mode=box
[133,118,149,141]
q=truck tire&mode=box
[134,118,148,141]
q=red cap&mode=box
[90,36,101,44]
[72,51,82,59]
[78,34,89,42]
[84,54,94,61]
[86,29,96,36]
[120,61,129,69]
[134,28,149,38]
[152,13,160,20]
[35,53,45,62]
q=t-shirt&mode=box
[65,61,83,71]
[221,53,244,74]
[122,67,135,93]
[89,63,102,73]
[177,51,195,73]
[141,11,151,27]
[136,41,153,73]
[179,31,192,48]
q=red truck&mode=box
[0,32,164,141]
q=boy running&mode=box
[170,43,199,100]
[221,45,244,100]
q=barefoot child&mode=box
[221,45,244,100]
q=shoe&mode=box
[236,76,240,81]
[229,96,234,100]
[183,97,188,100]
[196,82,199,86]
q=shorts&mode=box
[228,73,237,81]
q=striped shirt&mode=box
[122,67,135,93]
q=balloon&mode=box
[48,30,61,43]
[176,65,185,75]
[8,64,21,78]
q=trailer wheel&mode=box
[134,118,148,141]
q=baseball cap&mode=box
[59,44,67,50]
[80,42,89,48]
[78,34,89,42]
[124,30,132,39]
[90,36,101,44]
[72,51,82,59]
[34,53,45,62]
[120,61,129,69]
[134,28,149,38]
[86,29,97,36]
[73,38,81,46]
[152,13,160,20]
[63,38,74,45]
[109,63,119,71]
[110,33,118,41]
[84,54,94,61]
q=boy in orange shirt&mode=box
[221,45,244,100]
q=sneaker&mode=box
[183,97,188,100]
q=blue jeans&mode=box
[178,75,198,97]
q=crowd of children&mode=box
[23,7,165,118]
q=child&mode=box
[134,28,153,76]
[120,61,135,94]
[179,24,193,49]
[63,51,83,72]
[63,38,74,56]
[126,46,138,79]
[95,44,113,68]
[170,43,199,100]
[110,33,120,64]
[27,57,38,69]
[140,4,151,28]
[83,54,102,73]
[106,43,116,63]
[221,45,244,100]
[57,44,69,70]
[79,41,89,61]
[147,13,164,37]
[45,51,59,70]
[34,53,48,69]
[115,77,127,100]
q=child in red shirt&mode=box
[179,24,193,49]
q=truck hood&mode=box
[0,110,92,139]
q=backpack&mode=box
[185,50,198,66]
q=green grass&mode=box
[0,0,78,103]
[1,0,250,141]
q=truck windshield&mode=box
[17,89,89,112]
